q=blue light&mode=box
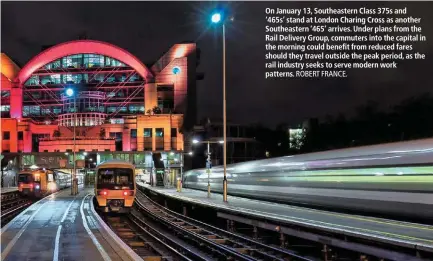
[66,88,74,97]
[211,13,222,23]
[172,66,181,75]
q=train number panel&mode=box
[95,160,136,213]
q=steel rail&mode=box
[134,197,255,261]
[136,189,314,261]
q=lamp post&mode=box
[211,12,228,202]
[192,139,224,198]
[66,88,77,195]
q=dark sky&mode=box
[2,1,433,127]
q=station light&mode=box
[83,152,88,156]
[211,12,222,23]
[192,139,199,144]
[170,152,174,156]
[65,88,74,97]
[172,66,181,75]
[218,140,224,144]
[188,151,193,156]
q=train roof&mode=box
[96,160,135,169]
[187,138,433,173]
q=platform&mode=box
[140,183,433,252]
[1,187,140,261]
[1,187,18,194]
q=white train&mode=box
[184,138,433,219]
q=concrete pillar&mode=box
[144,83,157,112]
[164,127,171,151]
[10,87,22,119]
[152,128,156,151]
[122,128,131,151]
[23,131,32,152]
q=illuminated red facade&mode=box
[1,40,199,174]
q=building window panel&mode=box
[18,131,23,140]
[3,131,10,140]
[155,128,164,137]
[143,128,152,137]
[171,128,177,137]
[131,129,137,138]
[51,74,62,84]
[1,105,10,112]
[41,108,51,115]
[63,54,82,68]
[45,59,61,69]
[84,54,104,68]
[1,91,10,98]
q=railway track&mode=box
[1,193,34,227]
[102,211,209,261]
[135,190,315,261]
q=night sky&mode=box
[2,1,433,127]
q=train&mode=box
[18,168,76,197]
[183,138,433,219]
[94,160,136,213]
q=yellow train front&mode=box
[94,160,136,213]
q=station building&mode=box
[1,40,201,186]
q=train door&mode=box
[47,170,55,192]
[33,172,43,196]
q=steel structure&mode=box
[22,55,146,124]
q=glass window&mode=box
[105,57,125,67]
[84,54,104,68]
[18,131,23,140]
[18,174,33,183]
[41,108,51,115]
[131,129,137,138]
[53,108,62,114]
[155,128,164,137]
[1,105,10,112]
[45,59,61,69]
[40,75,53,85]
[144,128,152,137]
[25,76,39,86]
[171,128,177,137]
[1,91,10,97]
[96,168,134,189]
[107,107,116,113]
[3,131,10,140]
[51,74,61,84]
[62,54,82,68]
[23,106,40,116]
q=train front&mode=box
[95,167,135,213]
[18,171,42,197]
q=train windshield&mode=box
[18,173,33,183]
[97,168,134,189]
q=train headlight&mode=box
[35,185,40,190]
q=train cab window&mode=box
[48,173,54,182]
[97,168,134,189]
[18,174,33,183]
[34,174,41,182]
